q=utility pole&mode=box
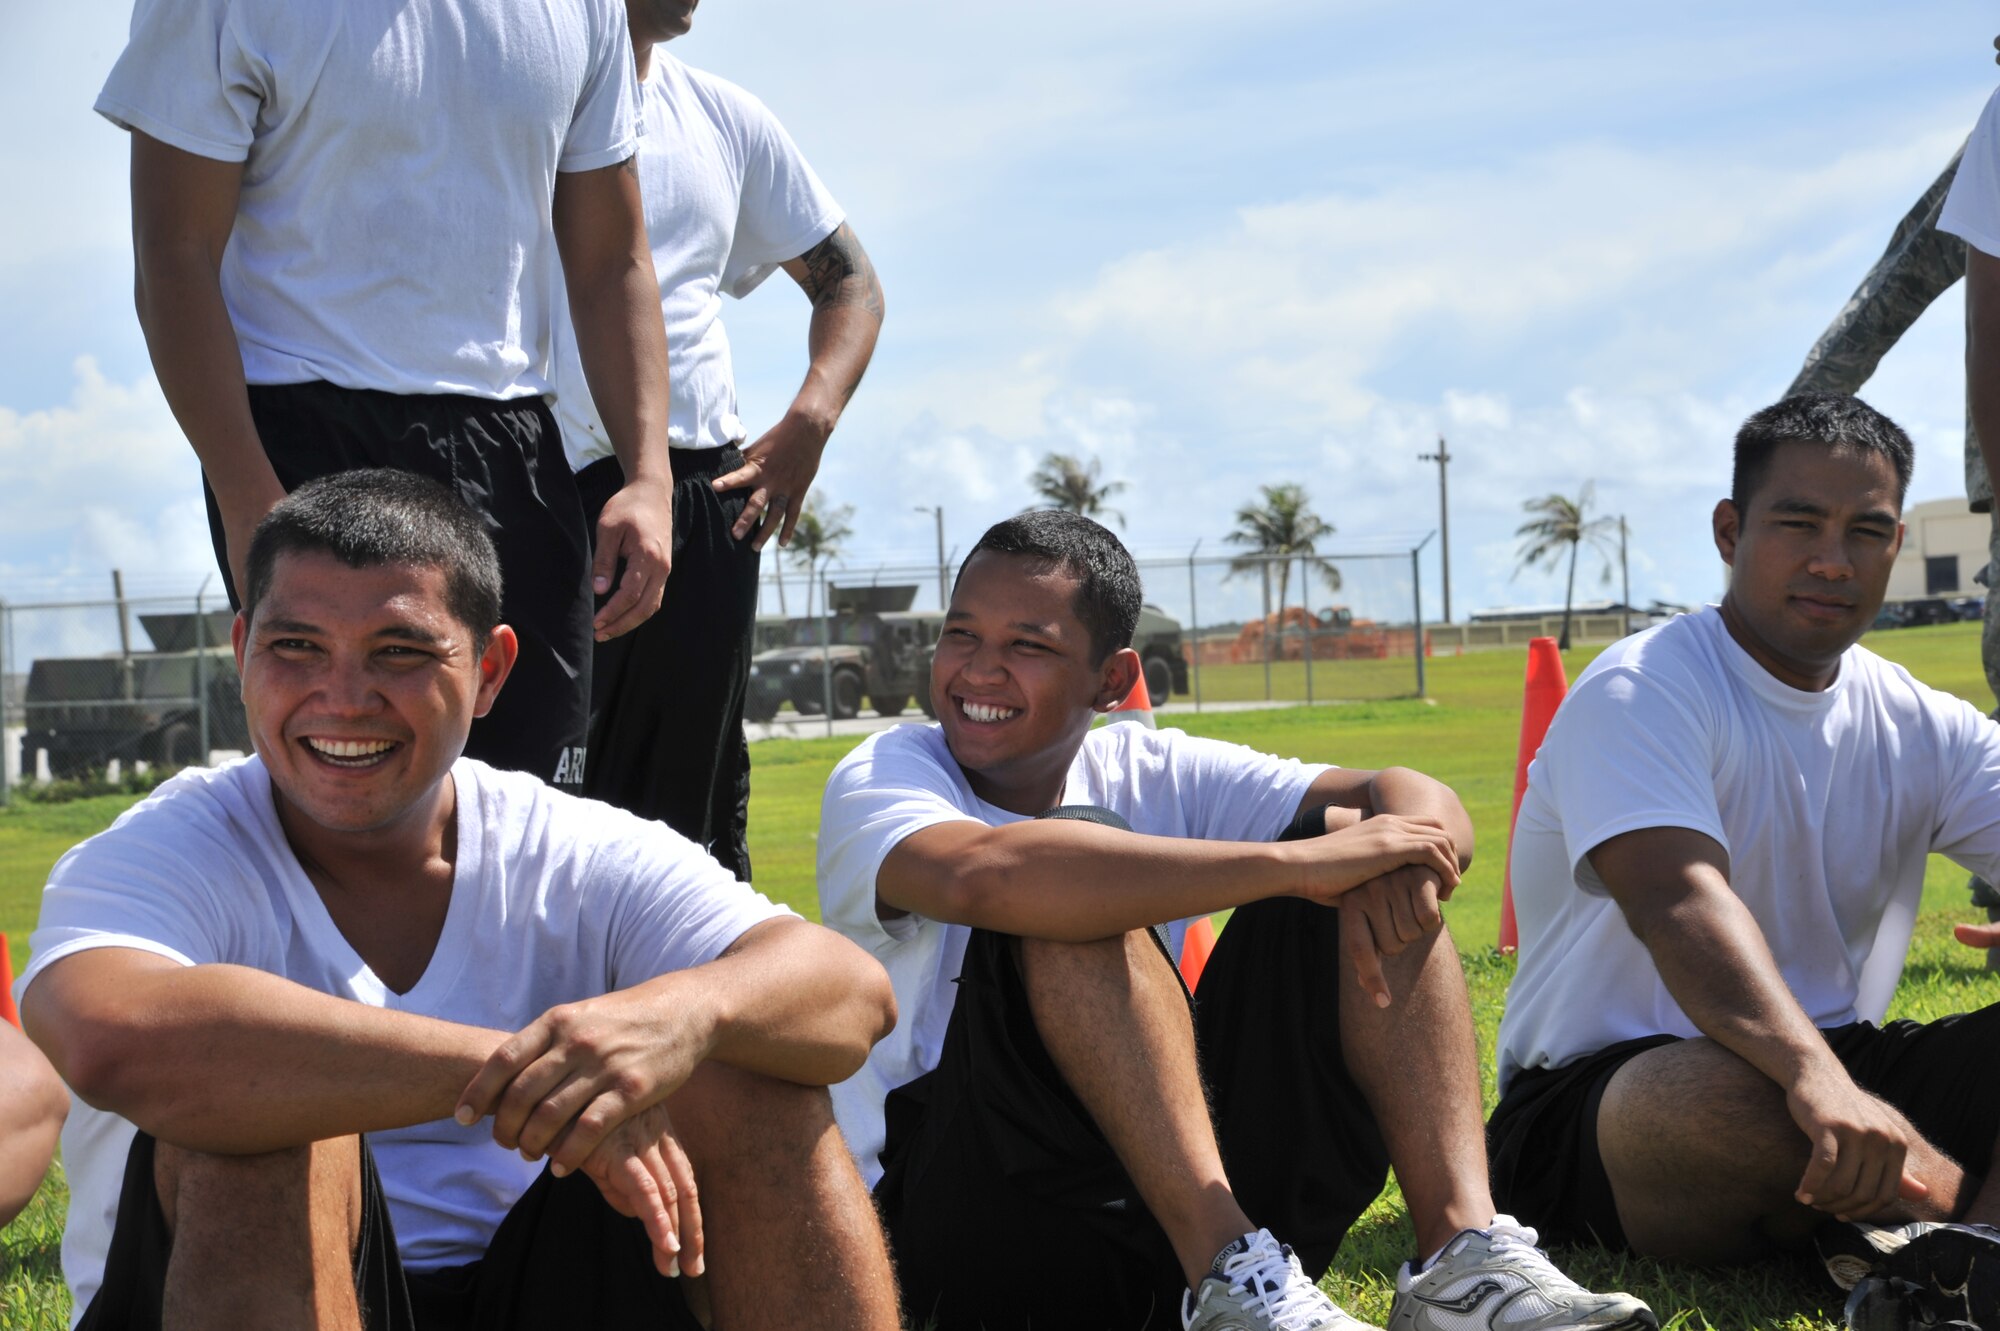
[1418,438,1453,624]
[915,506,946,609]
[1620,515,1632,637]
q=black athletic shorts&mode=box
[874,804,1392,1331]
[1488,1004,2000,1251]
[203,381,593,793]
[76,1131,698,1331]
[575,449,759,880]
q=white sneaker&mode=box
[1387,1217,1656,1331]
[1182,1228,1382,1331]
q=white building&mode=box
[1886,497,1990,602]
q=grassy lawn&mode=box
[0,622,1994,1328]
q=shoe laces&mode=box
[1216,1235,1341,1331]
[1472,1217,1586,1294]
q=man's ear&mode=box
[1093,647,1143,713]
[231,611,249,677]
[1712,498,1740,567]
[473,626,520,719]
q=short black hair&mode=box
[1731,393,1914,510]
[958,510,1142,664]
[243,469,503,647]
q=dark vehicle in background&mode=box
[745,585,945,722]
[1872,596,1985,632]
[1134,604,1191,704]
[20,611,250,778]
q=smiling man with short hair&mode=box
[19,470,900,1331]
[1490,393,2000,1329]
[818,509,1649,1331]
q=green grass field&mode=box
[1,622,1995,1328]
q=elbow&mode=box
[827,949,897,1083]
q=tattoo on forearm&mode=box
[796,223,884,319]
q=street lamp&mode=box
[914,506,946,609]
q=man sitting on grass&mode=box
[19,470,901,1330]
[818,510,1652,1331]
[1490,393,2000,1330]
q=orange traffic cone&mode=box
[1107,669,1157,727]
[1180,915,1217,991]
[1499,639,1569,954]
[0,933,18,1029]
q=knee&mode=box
[154,1138,359,1238]
[0,1054,68,1146]
[1598,1041,1802,1180]
[671,1063,839,1178]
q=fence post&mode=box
[0,597,10,807]
[1413,532,1435,699]
[195,582,212,766]
[819,563,835,738]
[1260,559,1273,701]
[1186,544,1203,713]
[1301,550,1315,706]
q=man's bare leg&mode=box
[1597,1038,1967,1262]
[1019,930,1252,1288]
[1338,923,1494,1258]
[154,1136,364,1331]
[671,1062,900,1330]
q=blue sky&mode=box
[4,0,1998,629]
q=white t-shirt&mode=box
[552,52,844,464]
[20,757,792,1322]
[1497,606,2000,1092]
[1941,87,2000,257]
[818,723,1326,1186]
[94,0,640,401]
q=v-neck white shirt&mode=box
[23,756,791,1319]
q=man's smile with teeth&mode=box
[959,700,1019,723]
[304,737,399,766]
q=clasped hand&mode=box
[455,987,708,1275]
[1295,813,1460,1008]
[1786,1070,1928,1222]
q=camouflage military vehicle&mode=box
[1134,604,1191,704]
[744,585,944,722]
[19,611,250,778]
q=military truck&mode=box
[1134,604,1192,704]
[744,584,944,722]
[19,610,249,779]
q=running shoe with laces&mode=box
[1878,1223,2000,1328]
[1386,1217,1657,1331]
[1816,1221,1946,1292]
[1182,1228,1381,1331]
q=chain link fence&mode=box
[1,591,246,804]
[745,544,1436,735]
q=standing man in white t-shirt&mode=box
[1489,394,2000,1330]
[816,510,1652,1331]
[95,0,678,797]
[18,471,900,1329]
[551,0,883,879]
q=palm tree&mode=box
[1225,482,1342,615]
[788,498,854,622]
[1027,452,1127,526]
[1514,482,1619,650]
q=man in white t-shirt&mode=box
[551,0,883,879]
[1489,394,2000,1329]
[95,0,678,797]
[817,510,1652,1331]
[18,472,899,1330]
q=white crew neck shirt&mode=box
[818,722,1325,1186]
[20,757,792,1323]
[1497,606,2000,1091]
[94,0,640,401]
[1941,85,2000,257]
[552,52,843,464]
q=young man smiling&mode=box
[1490,394,2000,1329]
[20,470,900,1330]
[818,510,1651,1331]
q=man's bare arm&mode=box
[23,949,501,1154]
[1590,826,1926,1219]
[552,157,675,641]
[1967,246,2000,495]
[130,132,285,595]
[0,1020,65,1227]
[875,801,1460,943]
[714,222,885,549]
